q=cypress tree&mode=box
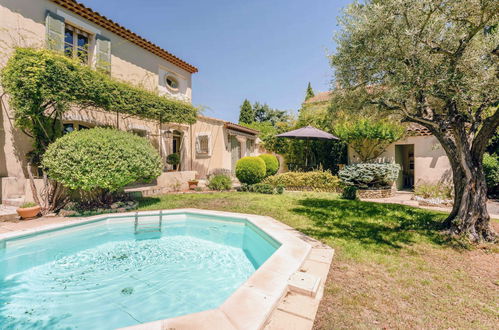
[305,82,315,101]
[238,99,254,124]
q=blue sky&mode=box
[79,0,352,122]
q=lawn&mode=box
[137,192,499,329]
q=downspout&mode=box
[190,124,193,171]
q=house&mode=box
[302,91,452,190]
[0,0,260,205]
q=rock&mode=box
[58,209,77,217]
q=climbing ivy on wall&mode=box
[0,47,198,159]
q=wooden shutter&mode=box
[45,11,65,52]
[95,35,111,74]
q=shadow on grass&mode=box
[293,198,450,253]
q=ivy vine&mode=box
[0,47,197,161]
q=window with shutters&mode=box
[196,134,210,155]
[64,24,90,64]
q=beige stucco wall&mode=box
[348,135,452,188]
[0,0,196,201]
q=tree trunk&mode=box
[443,144,495,242]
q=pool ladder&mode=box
[134,211,163,234]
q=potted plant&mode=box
[16,202,41,219]
[166,153,180,171]
[188,179,199,190]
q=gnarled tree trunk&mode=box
[429,126,496,242]
[445,151,493,241]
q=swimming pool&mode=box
[0,211,280,329]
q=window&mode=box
[64,25,90,64]
[63,123,91,134]
[196,134,210,155]
[165,75,179,90]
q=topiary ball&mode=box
[235,156,266,184]
[42,128,162,191]
[258,154,279,177]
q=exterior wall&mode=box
[348,135,452,187]
[0,0,193,202]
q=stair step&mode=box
[2,198,24,207]
[0,205,18,222]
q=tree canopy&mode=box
[305,82,315,101]
[238,99,254,124]
[330,0,499,241]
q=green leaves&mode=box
[338,163,400,189]
[42,128,162,192]
[0,48,197,158]
[334,118,404,162]
[235,156,266,185]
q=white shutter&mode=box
[45,11,65,52]
[95,35,111,73]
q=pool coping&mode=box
[0,208,334,330]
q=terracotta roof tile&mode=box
[303,91,332,104]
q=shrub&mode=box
[42,128,162,192]
[341,186,358,200]
[208,174,232,191]
[483,153,499,196]
[166,153,180,166]
[338,163,400,189]
[334,118,404,162]
[20,202,38,208]
[263,170,340,192]
[258,154,279,177]
[414,182,453,200]
[238,183,283,194]
[235,156,266,184]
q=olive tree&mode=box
[330,0,499,241]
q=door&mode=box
[395,144,415,190]
[230,135,241,172]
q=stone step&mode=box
[0,205,18,222]
[2,198,24,207]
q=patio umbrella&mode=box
[276,126,339,168]
[276,125,339,140]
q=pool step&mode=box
[134,211,163,235]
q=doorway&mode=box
[395,144,414,190]
[230,135,241,173]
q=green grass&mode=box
[137,192,498,329]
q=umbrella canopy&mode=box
[276,125,339,140]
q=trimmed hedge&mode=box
[208,174,232,191]
[42,128,162,191]
[235,156,266,184]
[258,154,279,177]
[239,183,284,194]
[338,163,400,189]
[263,170,340,192]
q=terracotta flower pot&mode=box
[16,205,41,219]
[188,180,199,190]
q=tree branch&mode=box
[471,106,499,158]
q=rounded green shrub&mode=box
[341,186,358,200]
[483,153,499,196]
[166,153,180,166]
[42,128,162,191]
[258,154,279,177]
[235,156,266,184]
[208,174,232,191]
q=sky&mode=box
[79,0,352,122]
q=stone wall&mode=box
[357,188,393,199]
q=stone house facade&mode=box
[0,0,260,205]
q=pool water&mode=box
[0,213,279,329]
